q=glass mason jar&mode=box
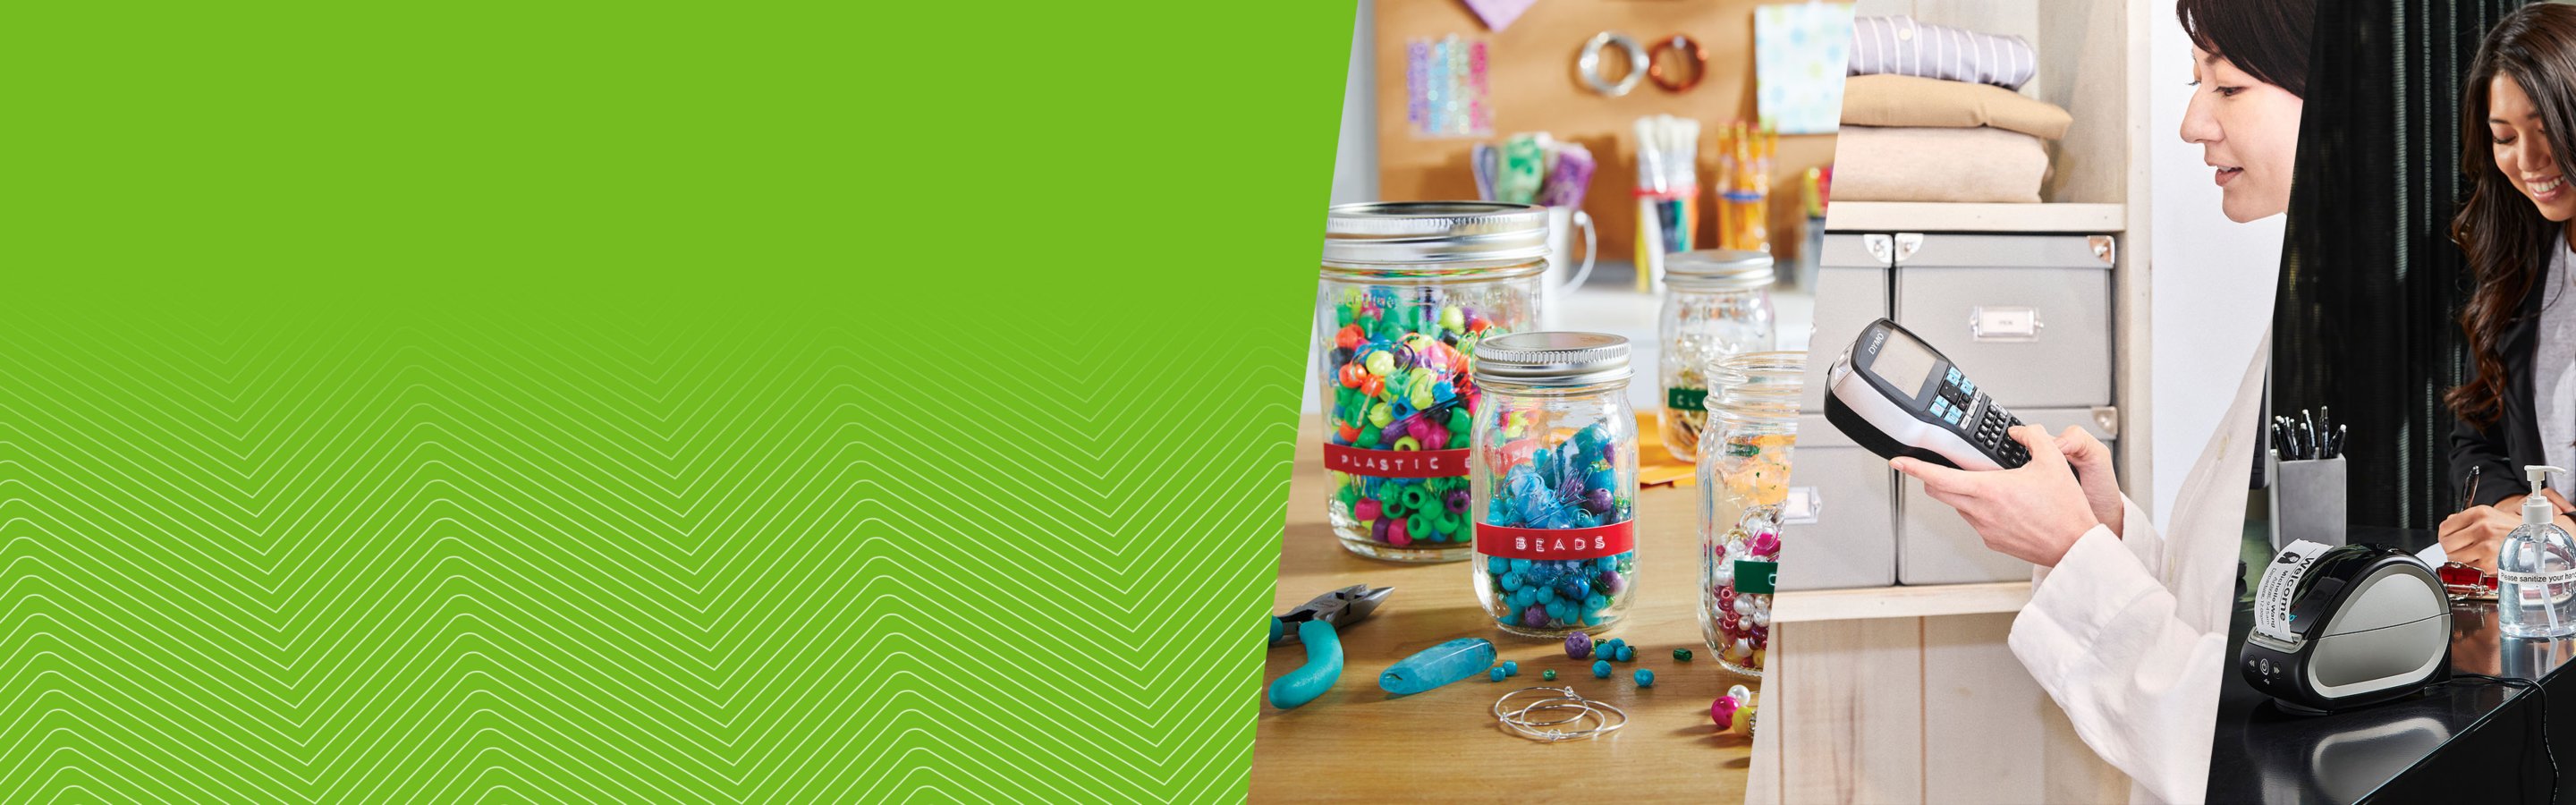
[1657,250,1778,463]
[1318,202,1546,563]
[1698,352,1802,677]
[1470,332,1639,638]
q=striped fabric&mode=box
[1847,15,2037,91]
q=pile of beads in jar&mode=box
[1326,290,1499,549]
[1703,428,1790,673]
[1481,419,1633,630]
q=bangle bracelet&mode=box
[1648,34,1707,92]
[1579,32,1648,97]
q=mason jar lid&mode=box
[1474,331,1632,386]
[1664,250,1775,290]
[1323,201,1552,268]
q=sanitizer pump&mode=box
[2500,465,2576,639]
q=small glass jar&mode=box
[1318,202,1546,563]
[1470,332,1640,638]
[1658,250,1778,463]
[1698,352,1802,677]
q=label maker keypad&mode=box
[1928,368,2029,469]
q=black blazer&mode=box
[2452,274,2554,509]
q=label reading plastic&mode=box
[1667,387,1708,411]
[1733,559,1778,595]
[2253,539,2334,643]
[1323,444,1470,478]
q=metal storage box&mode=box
[1777,413,1898,590]
[1893,233,2114,410]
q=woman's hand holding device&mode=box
[1893,425,2101,567]
[2052,427,2125,539]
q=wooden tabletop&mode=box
[1250,417,1755,801]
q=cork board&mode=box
[1374,0,1841,263]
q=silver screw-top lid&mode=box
[1664,250,1775,290]
[1474,331,1632,386]
[1324,201,1552,267]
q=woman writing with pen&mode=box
[2439,4,2576,572]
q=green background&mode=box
[4,2,1352,801]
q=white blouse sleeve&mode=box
[2009,497,2221,805]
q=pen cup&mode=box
[2269,454,2347,550]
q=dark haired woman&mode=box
[2439,3,2576,572]
[1890,1,2308,801]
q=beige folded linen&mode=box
[1832,125,2051,204]
[1841,74,2074,140]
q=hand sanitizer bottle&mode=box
[2500,465,2576,639]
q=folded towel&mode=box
[1848,15,2036,91]
[1841,74,2072,140]
[1831,126,2051,204]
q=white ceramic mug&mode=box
[1544,205,1597,305]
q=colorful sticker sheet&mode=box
[1407,35,1492,138]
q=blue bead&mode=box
[1618,645,1636,662]
[1490,666,1507,682]
[1557,577,1591,601]
[1585,593,1610,613]
[1634,669,1655,687]
[1500,571,1525,590]
[1504,661,1519,677]
[1592,660,1612,678]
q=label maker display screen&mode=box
[1868,333,1937,396]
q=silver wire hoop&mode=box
[1578,32,1648,97]
[1492,686,1631,741]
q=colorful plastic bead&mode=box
[1634,669,1655,687]
[1674,648,1693,662]
[1503,660,1519,677]
[1564,631,1593,659]
[1489,666,1507,682]
[1542,669,1557,681]
[1617,644,1635,662]
[1591,659,1612,679]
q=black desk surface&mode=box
[2208,527,2575,804]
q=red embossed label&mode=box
[1323,444,1470,478]
[1474,520,1635,560]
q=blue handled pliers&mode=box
[1268,584,1392,646]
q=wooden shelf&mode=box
[1773,580,2034,623]
[1824,202,2126,233]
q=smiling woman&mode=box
[2178,0,2313,223]
[2439,3,2576,571]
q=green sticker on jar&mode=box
[1667,387,1707,411]
[1733,559,1778,595]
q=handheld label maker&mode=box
[1825,318,2033,470]
[2240,540,2451,714]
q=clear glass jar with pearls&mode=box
[1698,351,1802,677]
